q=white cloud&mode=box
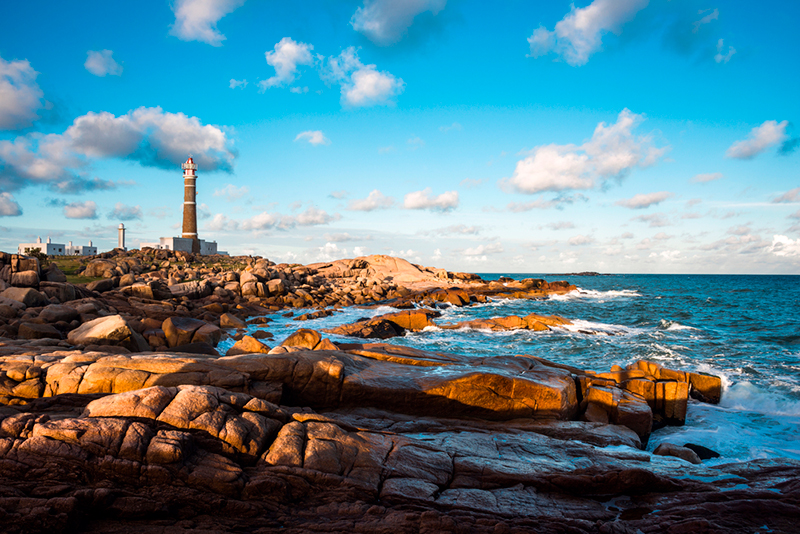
[229,78,247,89]
[108,202,142,221]
[726,120,788,159]
[504,109,666,194]
[213,184,249,200]
[64,200,97,219]
[463,242,503,256]
[0,106,235,193]
[769,235,800,256]
[568,234,594,246]
[633,213,670,227]
[352,246,367,256]
[774,188,800,203]
[692,172,723,183]
[407,136,425,149]
[260,38,314,91]
[84,50,122,77]
[329,190,348,199]
[322,47,405,108]
[714,38,736,64]
[0,55,45,130]
[294,130,330,146]
[324,232,372,242]
[351,0,447,46]
[431,248,442,261]
[0,192,22,216]
[460,178,485,188]
[169,0,246,46]
[294,205,337,226]
[528,0,649,66]
[615,191,673,209]
[403,188,458,211]
[693,8,718,33]
[426,224,480,235]
[206,206,337,233]
[348,189,395,211]
[439,122,462,132]
[546,221,575,230]
[318,242,347,261]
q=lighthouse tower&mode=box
[181,156,199,253]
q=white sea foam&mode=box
[548,288,641,302]
[552,319,637,336]
[658,319,699,331]
[721,381,800,416]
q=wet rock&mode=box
[653,443,702,464]
[684,443,721,460]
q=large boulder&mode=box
[0,287,49,308]
[83,259,118,278]
[67,314,150,352]
[162,317,208,348]
[43,263,67,283]
[169,280,213,299]
[39,282,76,302]
[18,322,61,340]
[86,279,115,293]
[225,335,272,356]
[39,304,80,323]
[11,270,40,288]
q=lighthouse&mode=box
[139,155,226,255]
[181,156,199,253]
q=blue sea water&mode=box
[220,274,800,464]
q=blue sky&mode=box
[1,0,798,273]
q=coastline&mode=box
[1,250,799,533]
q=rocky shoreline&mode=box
[1,249,798,533]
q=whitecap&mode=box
[658,319,700,332]
[548,288,641,302]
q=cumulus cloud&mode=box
[63,200,97,219]
[206,206,338,233]
[260,38,314,91]
[773,187,800,203]
[726,120,789,159]
[0,106,235,193]
[169,0,246,46]
[769,235,800,257]
[213,184,249,201]
[347,189,395,211]
[615,191,673,209]
[423,224,480,236]
[463,242,503,256]
[324,232,372,242]
[546,221,575,230]
[633,212,670,227]
[351,0,447,46]
[0,55,45,130]
[318,242,347,261]
[84,50,122,77]
[568,234,594,246]
[692,172,723,183]
[108,202,142,221]
[229,78,247,89]
[504,109,666,194]
[440,122,461,132]
[322,47,405,107]
[294,130,330,146]
[403,188,458,211]
[528,0,648,66]
[0,192,22,216]
[714,38,736,64]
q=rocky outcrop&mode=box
[0,355,795,534]
[66,315,149,353]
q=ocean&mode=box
[219,273,800,464]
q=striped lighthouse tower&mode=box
[181,156,200,253]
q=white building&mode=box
[140,236,224,255]
[65,240,98,256]
[18,237,98,256]
[18,236,65,256]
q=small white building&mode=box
[18,237,98,256]
[18,236,65,256]
[140,237,225,255]
[65,240,98,256]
